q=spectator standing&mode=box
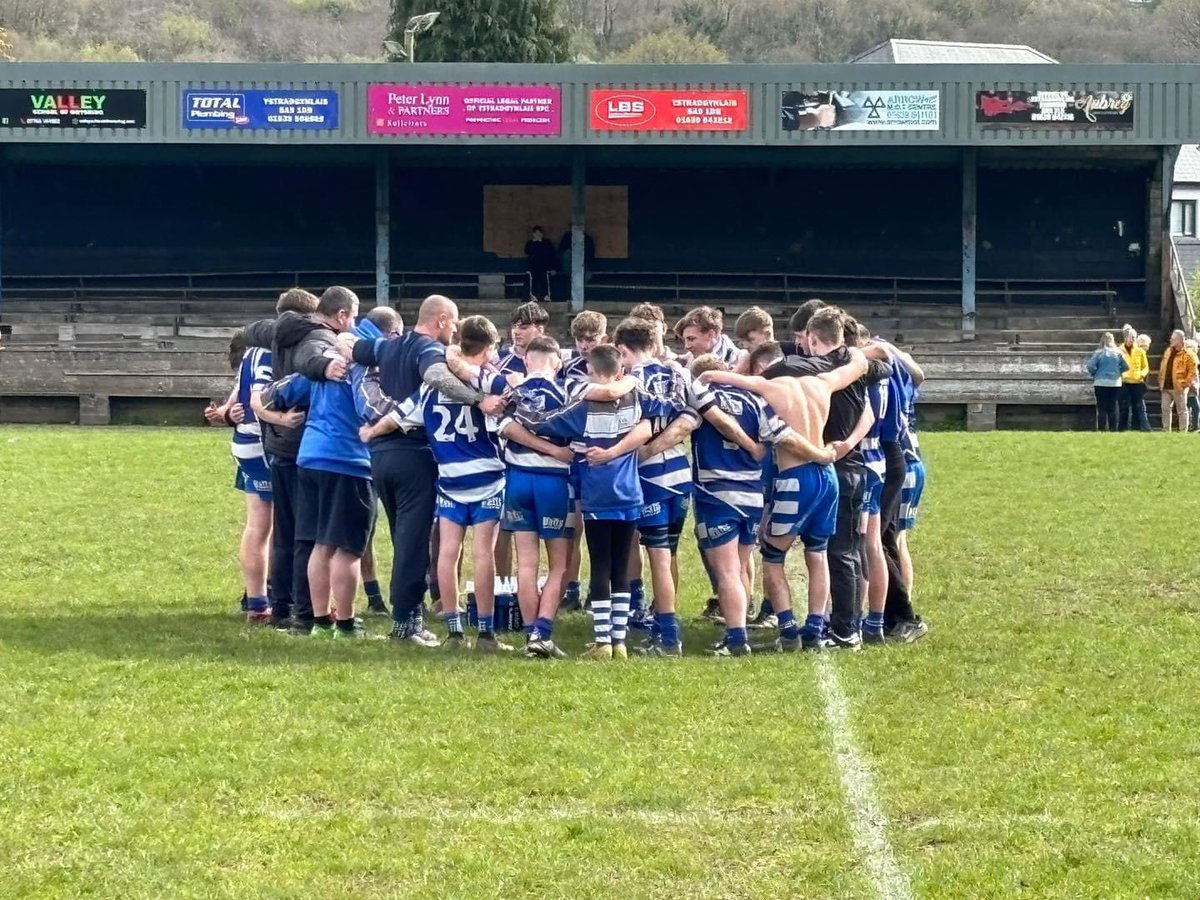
[524,226,558,302]
[1116,324,1151,432]
[1085,332,1127,432]
[1159,329,1198,433]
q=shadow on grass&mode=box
[0,609,730,668]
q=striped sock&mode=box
[656,612,679,647]
[591,597,612,644]
[725,626,748,647]
[864,611,885,632]
[535,617,554,640]
[444,612,463,635]
[611,592,631,643]
[478,614,494,636]
[777,609,800,640]
[803,614,825,638]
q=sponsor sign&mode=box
[975,90,1134,127]
[367,84,560,136]
[0,88,145,128]
[183,90,339,130]
[590,89,748,131]
[781,90,939,131]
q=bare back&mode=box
[754,375,833,470]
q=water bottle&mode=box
[508,578,524,633]
[465,579,478,628]
[494,576,509,633]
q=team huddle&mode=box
[209,289,928,658]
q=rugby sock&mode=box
[478,614,494,637]
[592,597,612,644]
[760,597,774,617]
[630,579,644,613]
[777,609,800,640]
[802,614,825,639]
[864,611,885,632]
[246,595,269,613]
[364,580,383,604]
[525,624,537,639]
[565,581,581,602]
[314,614,335,628]
[444,612,464,636]
[611,592,631,644]
[656,612,680,648]
[725,626,748,648]
[335,617,357,633]
[535,616,554,640]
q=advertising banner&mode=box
[183,90,339,130]
[590,89,748,131]
[0,88,146,128]
[781,90,940,131]
[367,85,560,136]
[975,90,1134,127]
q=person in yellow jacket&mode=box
[1117,324,1151,431]
[1159,329,1199,432]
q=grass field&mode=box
[2,426,1200,899]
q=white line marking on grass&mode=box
[814,655,915,900]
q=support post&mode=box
[1155,145,1179,332]
[961,149,977,340]
[570,148,586,313]
[375,152,391,307]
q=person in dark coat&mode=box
[524,226,559,302]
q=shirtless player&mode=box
[700,346,869,653]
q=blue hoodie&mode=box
[262,319,382,480]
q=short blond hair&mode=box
[689,353,727,378]
[673,306,723,338]
[629,302,665,325]
[734,307,774,340]
[571,310,607,339]
[1136,333,1151,350]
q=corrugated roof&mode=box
[1175,145,1200,183]
[852,39,1058,64]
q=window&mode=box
[1171,199,1197,237]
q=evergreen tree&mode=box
[387,0,570,63]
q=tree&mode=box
[616,25,726,62]
[386,0,571,62]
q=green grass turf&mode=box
[1,426,1198,898]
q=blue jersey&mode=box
[631,359,713,501]
[412,370,508,504]
[497,350,526,378]
[351,330,446,450]
[873,338,920,461]
[519,391,645,517]
[863,379,887,480]
[500,373,571,478]
[692,385,786,517]
[560,350,590,391]
[264,371,370,479]
[232,347,272,461]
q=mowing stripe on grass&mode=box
[815,655,914,900]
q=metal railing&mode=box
[1169,238,1196,335]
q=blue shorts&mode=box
[694,499,759,550]
[502,470,571,539]
[582,506,640,522]
[900,459,926,531]
[864,470,885,516]
[234,456,273,501]
[638,493,690,550]
[638,493,689,530]
[764,463,838,553]
[436,491,503,528]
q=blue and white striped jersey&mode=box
[518,392,645,516]
[497,350,526,378]
[692,385,787,517]
[231,347,272,461]
[500,373,571,477]
[863,378,888,480]
[712,333,747,368]
[409,370,509,504]
[873,337,920,461]
[632,360,713,501]
[559,349,590,391]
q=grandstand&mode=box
[0,61,1196,427]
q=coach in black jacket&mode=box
[243,287,358,631]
